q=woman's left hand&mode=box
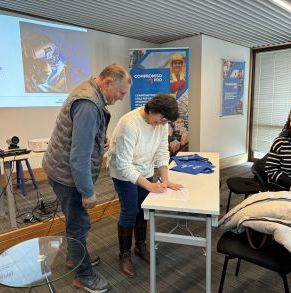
[167,181,183,191]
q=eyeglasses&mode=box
[160,116,169,124]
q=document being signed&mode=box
[152,188,190,201]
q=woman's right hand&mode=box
[148,182,167,193]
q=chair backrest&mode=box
[251,154,269,191]
[251,154,284,191]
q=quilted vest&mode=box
[42,77,110,187]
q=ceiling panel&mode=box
[0,0,291,48]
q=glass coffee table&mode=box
[0,236,85,292]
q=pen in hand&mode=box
[158,177,168,188]
[149,177,166,193]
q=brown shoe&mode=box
[134,243,150,263]
[119,251,136,277]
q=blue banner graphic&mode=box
[221,60,245,116]
[129,48,189,155]
[130,68,170,109]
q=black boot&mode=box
[134,214,150,263]
[118,223,136,277]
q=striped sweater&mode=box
[265,136,291,190]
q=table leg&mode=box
[149,210,156,293]
[3,161,17,229]
[47,282,56,293]
[206,215,212,293]
[44,268,56,293]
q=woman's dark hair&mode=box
[144,94,179,122]
[279,110,291,137]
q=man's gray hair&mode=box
[99,64,131,84]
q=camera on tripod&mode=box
[6,136,20,149]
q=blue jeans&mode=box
[112,177,151,227]
[49,178,94,279]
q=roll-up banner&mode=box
[129,48,189,155]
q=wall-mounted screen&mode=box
[0,14,90,107]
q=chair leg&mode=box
[226,191,232,213]
[282,274,289,293]
[235,258,241,276]
[218,256,230,293]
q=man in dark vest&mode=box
[43,64,131,293]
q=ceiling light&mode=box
[272,0,291,13]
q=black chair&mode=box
[226,177,260,212]
[225,155,271,213]
[217,231,291,293]
[251,154,285,192]
[250,154,269,191]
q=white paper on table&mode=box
[151,188,190,201]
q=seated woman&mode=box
[265,110,291,190]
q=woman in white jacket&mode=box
[108,94,182,277]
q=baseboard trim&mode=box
[220,153,248,169]
[0,199,120,252]
[31,167,47,181]
[0,167,47,184]
[0,156,107,183]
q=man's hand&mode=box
[104,138,110,152]
[82,193,97,209]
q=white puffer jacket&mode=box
[219,191,291,252]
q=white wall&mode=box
[164,35,250,159]
[200,35,250,159]
[0,10,251,168]
[0,12,155,168]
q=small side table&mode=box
[0,236,85,292]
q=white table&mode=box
[0,151,44,229]
[142,152,220,293]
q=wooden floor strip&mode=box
[0,199,120,252]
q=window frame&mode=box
[248,43,291,161]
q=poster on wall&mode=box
[221,59,245,116]
[129,48,189,155]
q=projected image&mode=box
[20,22,90,93]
